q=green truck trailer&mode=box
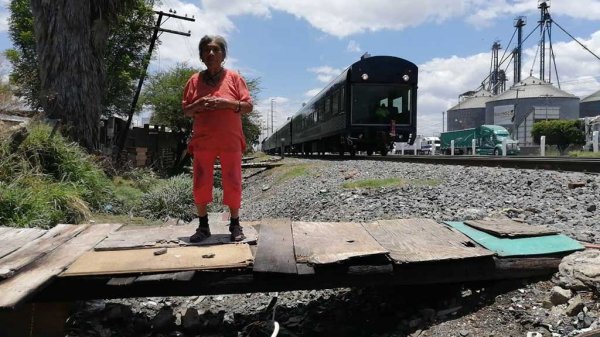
[440,125,520,155]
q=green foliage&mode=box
[0,123,114,227]
[0,178,90,228]
[531,120,586,155]
[568,151,600,158]
[7,0,155,114]
[134,174,204,221]
[342,178,441,189]
[275,164,312,183]
[145,63,197,132]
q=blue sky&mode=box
[0,0,599,137]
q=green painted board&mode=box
[444,222,584,257]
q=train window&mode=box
[324,97,331,120]
[332,90,339,115]
[351,84,412,125]
[340,87,345,114]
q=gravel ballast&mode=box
[66,157,600,337]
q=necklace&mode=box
[202,68,224,87]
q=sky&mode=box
[0,0,599,138]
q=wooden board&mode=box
[0,227,47,259]
[0,223,122,309]
[0,224,88,279]
[253,218,296,274]
[292,221,388,265]
[464,219,558,238]
[363,219,494,263]
[445,221,585,257]
[94,217,258,251]
[61,244,253,276]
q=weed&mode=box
[342,178,441,189]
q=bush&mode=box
[135,174,195,221]
[0,177,90,228]
[0,122,113,227]
[531,120,585,155]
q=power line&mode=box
[115,10,195,164]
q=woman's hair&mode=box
[198,35,228,60]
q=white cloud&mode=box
[347,40,361,53]
[264,0,468,37]
[415,28,600,136]
[308,66,343,83]
[305,88,322,98]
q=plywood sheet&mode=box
[292,222,388,265]
[0,223,122,309]
[61,244,253,276]
[464,219,558,238]
[445,221,585,257]
[95,216,258,251]
[253,218,296,274]
[0,224,87,279]
[0,227,47,259]
[363,219,494,263]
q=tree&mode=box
[10,0,154,150]
[143,63,263,152]
[0,52,21,113]
[531,119,585,155]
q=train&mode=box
[261,54,418,156]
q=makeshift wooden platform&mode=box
[0,217,584,311]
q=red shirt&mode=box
[183,69,252,152]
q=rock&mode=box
[557,250,600,292]
[151,307,175,331]
[550,286,572,305]
[587,204,597,212]
[565,295,585,316]
[181,308,201,332]
[102,303,133,323]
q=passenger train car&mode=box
[262,54,418,156]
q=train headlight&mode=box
[402,74,410,81]
[361,73,369,80]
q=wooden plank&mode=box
[445,221,585,257]
[0,224,88,279]
[363,219,494,263]
[0,227,47,259]
[95,215,258,251]
[292,221,388,265]
[464,219,558,238]
[253,218,296,274]
[61,244,253,276]
[0,223,122,309]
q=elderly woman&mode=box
[182,35,253,242]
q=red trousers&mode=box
[192,150,242,209]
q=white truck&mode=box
[393,136,440,155]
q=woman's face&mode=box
[201,41,224,69]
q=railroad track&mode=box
[285,154,600,173]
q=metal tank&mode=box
[446,89,494,131]
[485,76,579,146]
[580,89,600,118]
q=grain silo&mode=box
[446,89,494,131]
[485,76,579,147]
[580,89,600,118]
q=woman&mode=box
[182,35,253,242]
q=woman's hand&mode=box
[184,96,238,117]
[199,96,234,111]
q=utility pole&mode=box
[270,99,275,134]
[442,111,445,133]
[511,88,525,138]
[115,10,194,165]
